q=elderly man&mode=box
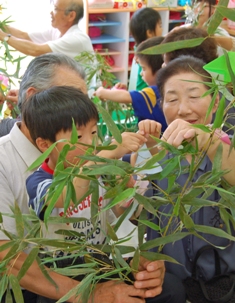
[0,53,183,303]
[0,0,93,58]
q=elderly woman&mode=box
[138,55,235,300]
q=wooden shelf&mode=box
[89,20,121,27]
[91,34,125,44]
[88,7,169,14]
[95,49,121,55]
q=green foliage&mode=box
[0,6,25,118]
[1,4,235,303]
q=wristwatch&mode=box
[3,34,11,43]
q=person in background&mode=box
[116,7,163,91]
[0,52,184,303]
[162,27,218,66]
[0,0,93,58]
[138,56,235,301]
[95,36,167,131]
[184,0,235,53]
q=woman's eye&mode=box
[77,135,82,139]
[168,99,177,103]
[190,96,199,99]
[92,131,97,135]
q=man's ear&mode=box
[69,10,77,23]
[36,138,52,153]
[26,87,37,99]
[212,93,220,114]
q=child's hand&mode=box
[111,132,147,159]
[114,82,127,90]
[138,119,162,139]
[138,120,162,153]
[94,87,107,101]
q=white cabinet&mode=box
[81,1,170,85]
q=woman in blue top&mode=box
[138,56,235,286]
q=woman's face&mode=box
[194,1,215,27]
[162,72,218,126]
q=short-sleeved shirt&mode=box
[147,154,235,281]
[0,122,41,240]
[27,159,116,245]
[29,25,93,58]
[129,85,167,131]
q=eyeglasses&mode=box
[51,5,73,14]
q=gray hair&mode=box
[18,53,85,111]
[65,0,84,24]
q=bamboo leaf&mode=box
[223,50,235,96]
[9,275,24,303]
[90,180,99,227]
[131,248,140,272]
[207,0,229,35]
[212,142,223,173]
[212,95,225,128]
[27,142,57,171]
[17,247,39,281]
[96,103,122,144]
[70,119,78,144]
[107,221,118,241]
[102,188,136,212]
[194,224,235,241]
[140,232,191,251]
[140,251,180,264]
[141,38,205,55]
[138,208,148,246]
[138,219,160,231]
[13,201,24,238]
[216,7,235,21]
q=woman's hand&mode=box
[161,119,209,149]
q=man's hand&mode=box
[133,257,165,298]
[6,89,19,111]
[90,280,146,303]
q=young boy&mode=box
[24,86,147,245]
[94,36,167,131]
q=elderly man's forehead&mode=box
[52,67,87,94]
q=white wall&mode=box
[1,0,51,83]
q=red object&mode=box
[104,55,115,66]
[89,13,106,22]
[89,26,102,37]
[93,44,103,50]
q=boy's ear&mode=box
[146,29,155,39]
[35,138,52,153]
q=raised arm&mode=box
[0,29,51,57]
[94,86,132,104]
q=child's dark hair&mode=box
[162,27,218,64]
[136,36,164,75]
[22,86,99,144]
[157,55,212,102]
[130,8,161,46]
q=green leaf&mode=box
[90,180,99,227]
[140,251,180,264]
[216,7,235,21]
[224,50,235,96]
[102,188,136,212]
[207,0,229,35]
[212,142,223,173]
[96,103,122,143]
[140,232,191,251]
[194,224,235,241]
[131,249,140,272]
[138,219,159,231]
[13,201,24,238]
[212,95,225,129]
[138,208,148,246]
[17,247,39,281]
[70,118,78,144]
[9,275,24,303]
[107,221,118,241]
[141,38,205,55]
[27,142,57,171]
